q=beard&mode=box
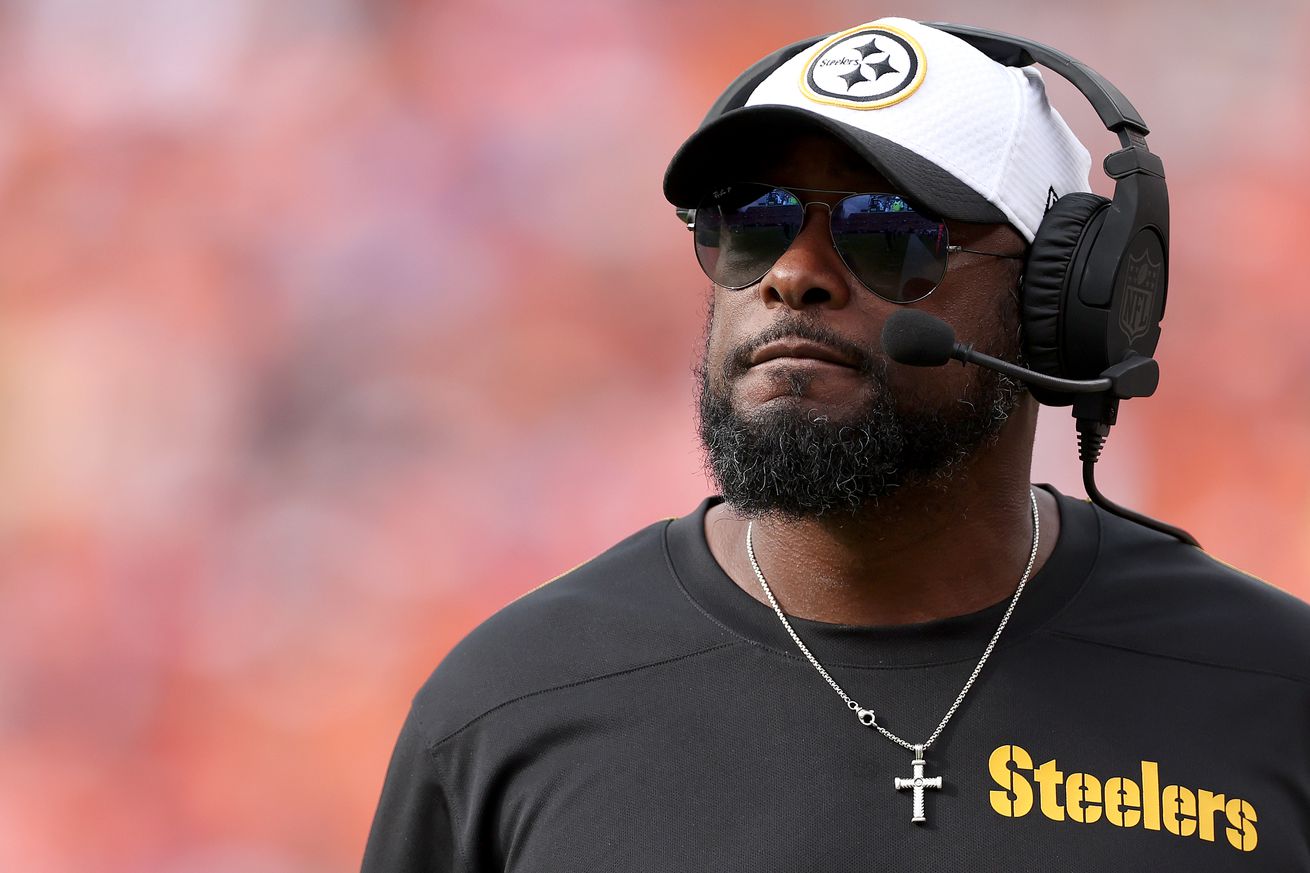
[695,299,1029,521]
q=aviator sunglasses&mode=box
[682,183,1025,304]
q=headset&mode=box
[927,23,1168,406]
[679,22,1198,547]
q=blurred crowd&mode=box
[0,1,1305,871]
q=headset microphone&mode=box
[880,309,1157,396]
[880,309,955,367]
[880,309,1199,547]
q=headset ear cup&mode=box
[1021,192,1111,385]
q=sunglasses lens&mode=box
[831,195,948,302]
[694,185,803,289]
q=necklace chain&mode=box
[744,488,1040,753]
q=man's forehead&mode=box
[720,130,897,192]
[702,128,1024,243]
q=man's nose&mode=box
[756,204,856,310]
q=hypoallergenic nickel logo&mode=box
[801,25,926,110]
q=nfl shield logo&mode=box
[1120,250,1161,343]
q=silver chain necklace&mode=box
[744,487,1040,825]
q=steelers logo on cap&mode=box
[800,23,926,110]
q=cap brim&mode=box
[662,105,1007,225]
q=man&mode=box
[362,18,1310,871]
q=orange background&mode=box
[1,1,1307,871]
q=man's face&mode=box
[694,131,1031,520]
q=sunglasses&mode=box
[682,183,1024,304]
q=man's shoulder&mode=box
[1050,501,1310,684]
[409,511,731,748]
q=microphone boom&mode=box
[881,309,1132,396]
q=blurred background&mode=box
[0,0,1306,870]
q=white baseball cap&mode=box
[663,17,1092,242]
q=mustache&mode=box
[725,317,878,380]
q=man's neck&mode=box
[702,404,1060,627]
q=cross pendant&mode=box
[894,745,942,824]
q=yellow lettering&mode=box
[1162,785,1197,837]
[1033,759,1066,822]
[1103,776,1141,828]
[1225,798,1259,852]
[987,746,1255,854]
[1065,773,1102,824]
[1197,790,1226,842]
[988,745,1034,818]
[1140,760,1161,831]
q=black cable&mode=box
[1076,425,1201,548]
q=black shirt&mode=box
[361,484,1310,871]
